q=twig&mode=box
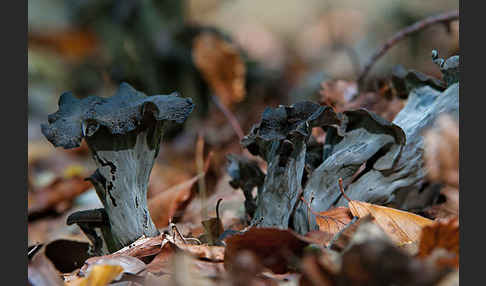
[338,178,351,202]
[216,198,223,220]
[196,134,208,220]
[357,10,459,90]
[211,95,245,140]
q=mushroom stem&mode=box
[85,122,162,252]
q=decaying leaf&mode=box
[28,175,92,215]
[328,215,373,252]
[28,251,64,286]
[423,114,459,188]
[193,32,246,108]
[424,186,459,219]
[82,256,146,276]
[67,264,124,286]
[340,222,449,286]
[418,217,459,268]
[319,80,357,111]
[346,198,434,245]
[224,227,311,274]
[82,235,168,272]
[315,207,353,236]
[148,175,198,228]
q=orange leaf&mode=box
[418,217,459,268]
[148,175,200,228]
[315,206,353,235]
[193,32,246,108]
[67,264,123,286]
[348,200,434,245]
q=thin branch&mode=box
[338,178,351,202]
[357,10,459,90]
[211,95,245,141]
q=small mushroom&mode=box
[42,83,194,253]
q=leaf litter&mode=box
[28,5,460,285]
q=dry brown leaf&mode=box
[193,32,246,108]
[82,235,168,274]
[28,175,92,215]
[315,207,353,238]
[329,215,374,252]
[424,186,459,220]
[148,175,198,228]
[66,265,123,286]
[320,80,357,111]
[300,252,339,286]
[28,251,64,286]
[148,163,193,199]
[145,243,176,274]
[347,200,434,245]
[424,115,459,188]
[320,80,404,121]
[175,243,225,262]
[224,227,310,274]
[418,217,459,268]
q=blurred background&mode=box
[28,0,459,245]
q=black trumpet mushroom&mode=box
[41,82,194,253]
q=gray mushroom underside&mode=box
[238,82,458,234]
[292,83,459,233]
[41,82,194,149]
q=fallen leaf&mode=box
[329,215,373,252]
[300,252,339,286]
[424,186,459,220]
[148,151,213,228]
[424,115,459,188]
[319,80,357,111]
[175,243,225,262]
[148,163,192,199]
[417,217,459,268]
[193,32,246,108]
[82,256,146,276]
[82,235,168,273]
[28,175,92,215]
[319,80,404,121]
[148,175,199,228]
[315,207,353,239]
[346,196,434,245]
[224,227,311,274]
[28,251,64,286]
[145,243,176,274]
[67,265,123,286]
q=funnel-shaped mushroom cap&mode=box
[41,82,194,149]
